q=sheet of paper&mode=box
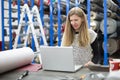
[0,47,34,74]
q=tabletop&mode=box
[0,67,109,80]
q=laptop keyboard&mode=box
[75,65,83,70]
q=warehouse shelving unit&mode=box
[1,0,120,65]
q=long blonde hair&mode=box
[62,7,90,47]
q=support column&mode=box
[0,0,2,51]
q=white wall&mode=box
[0,0,2,41]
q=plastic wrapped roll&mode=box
[0,47,34,74]
[91,3,103,12]
[102,38,120,55]
[117,28,120,37]
[90,20,100,31]
[107,11,120,20]
[100,18,117,34]
[107,0,120,13]
[109,32,117,38]
[117,21,120,27]
[90,11,103,20]
[90,0,103,7]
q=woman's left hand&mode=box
[84,61,95,67]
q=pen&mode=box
[17,70,29,80]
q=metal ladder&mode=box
[13,4,48,52]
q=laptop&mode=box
[40,46,83,72]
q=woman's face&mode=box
[70,14,82,32]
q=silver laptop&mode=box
[40,46,83,72]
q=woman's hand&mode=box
[84,61,95,67]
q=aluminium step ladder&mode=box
[13,4,48,55]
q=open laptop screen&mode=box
[40,46,82,72]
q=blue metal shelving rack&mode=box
[1,0,109,65]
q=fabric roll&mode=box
[90,0,103,7]
[100,18,117,34]
[109,32,117,38]
[102,38,120,55]
[0,47,34,74]
[91,3,103,12]
[107,11,120,20]
[90,11,103,21]
[90,20,100,31]
[107,0,120,12]
[117,22,120,37]
[117,21,120,27]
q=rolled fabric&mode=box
[107,0,120,13]
[100,18,117,34]
[102,38,120,55]
[107,10,120,20]
[109,32,117,38]
[91,3,103,12]
[90,11,103,21]
[90,0,103,7]
[117,21,120,27]
[0,47,34,74]
[90,20,100,31]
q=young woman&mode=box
[61,7,100,66]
